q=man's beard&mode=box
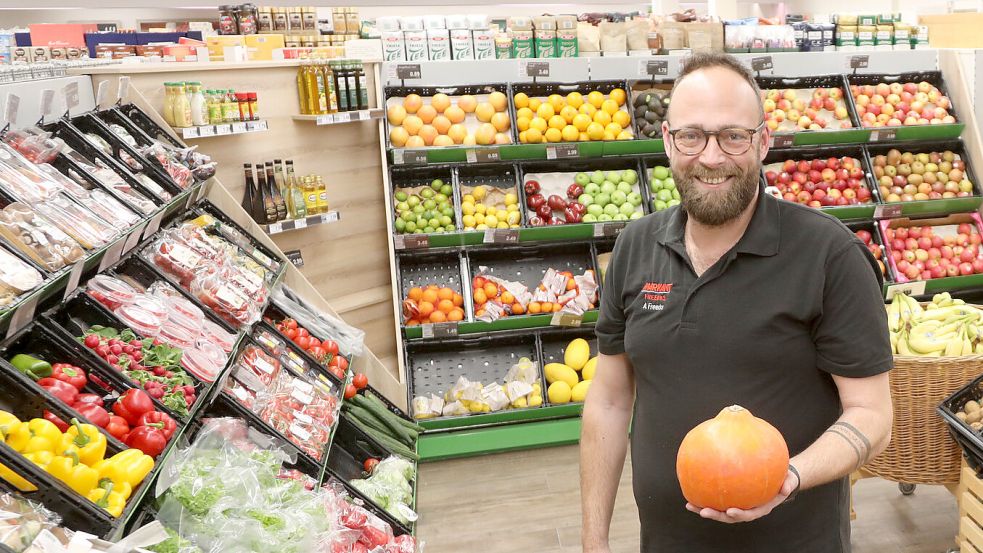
[672,159,760,226]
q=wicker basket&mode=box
[863,351,983,485]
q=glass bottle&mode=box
[266,162,288,221]
[315,176,329,214]
[286,161,306,219]
[162,83,176,127]
[273,159,287,199]
[332,61,348,112]
[256,161,277,223]
[236,92,251,121]
[188,82,208,126]
[242,163,258,222]
[172,82,192,127]
[248,92,258,121]
[321,61,338,113]
[222,89,240,123]
[303,176,319,215]
[206,89,223,124]
[297,62,310,115]
[304,58,327,114]
[352,60,367,111]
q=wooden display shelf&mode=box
[179,119,269,139]
[262,210,340,235]
[292,108,384,125]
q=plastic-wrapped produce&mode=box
[86,274,138,311]
[2,126,65,164]
[273,285,366,356]
[148,233,212,286]
[0,202,85,271]
[141,142,194,189]
[34,162,89,199]
[32,192,119,249]
[64,150,157,215]
[34,163,142,230]
[0,146,63,202]
[260,369,339,460]
[0,246,43,307]
[191,268,260,327]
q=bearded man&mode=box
[579,52,894,553]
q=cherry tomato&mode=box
[344,384,357,399]
[352,373,368,390]
[329,356,349,372]
[328,366,345,380]
[285,328,298,340]
[363,458,380,473]
[296,327,310,338]
[283,318,298,330]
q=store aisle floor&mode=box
[416,445,959,553]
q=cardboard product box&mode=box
[893,28,910,41]
[30,46,50,62]
[206,35,245,60]
[424,15,446,30]
[495,34,512,58]
[404,30,427,61]
[49,47,68,60]
[345,12,359,34]
[450,28,474,60]
[857,39,876,48]
[445,15,470,30]
[400,17,425,32]
[836,26,857,44]
[875,25,893,43]
[912,40,930,50]
[893,43,912,50]
[468,15,491,30]
[245,33,285,60]
[376,16,401,32]
[534,16,557,31]
[162,44,200,61]
[135,45,163,57]
[112,45,136,59]
[877,13,901,23]
[93,44,114,59]
[511,29,534,58]
[857,27,875,42]
[555,15,577,31]
[66,46,85,59]
[427,29,450,60]
[508,17,534,32]
[684,21,723,53]
[858,15,878,26]
[821,23,835,41]
[10,46,30,63]
[534,28,557,57]
[472,28,495,59]
[557,28,578,57]
[914,25,929,40]
[835,14,859,26]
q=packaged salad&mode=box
[32,192,119,249]
[0,202,85,271]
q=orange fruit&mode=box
[567,278,577,291]
[406,319,420,326]
[448,308,464,322]
[476,308,486,318]
[418,301,435,318]
[473,276,486,290]
[437,299,455,314]
[429,310,447,323]
[422,289,439,305]
[437,287,454,301]
[512,303,525,315]
[501,291,514,305]
[528,302,541,314]
[553,302,563,312]
[473,289,487,305]
[483,282,499,299]
[426,284,439,290]
[407,287,423,302]
[452,293,464,307]
[540,302,552,313]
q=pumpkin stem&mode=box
[721,405,747,415]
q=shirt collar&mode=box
[658,184,781,257]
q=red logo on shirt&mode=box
[640,282,673,311]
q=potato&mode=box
[957,411,969,422]
[966,400,981,412]
[968,410,982,424]
[971,421,983,432]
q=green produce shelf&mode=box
[417,416,583,461]
[403,311,597,339]
[419,403,584,432]
[397,222,622,250]
[823,204,877,221]
[868,123,965,144]
[792,128,872,146]
[602,139,665,156]
[888,197,983,218]
[883,273,983,299]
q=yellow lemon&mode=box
[548,381,572,404]
[617,130,634,140]
[586,122,605,140]
[514,92,530,109]
[579,132,590,142]
[496,209,508,221]
[610,88,627,106]
[548,115,567,130]
[474,213,485,225]
[536,102,555,120]
[579,103,597,118]
[587,90,605,108]
[504,193,518,206]
[517,107,534,120]
[613,110,631,129]
[517,117,531,132]
[506,204,519,213]
[605,122,623,136]
[463,194,475,204]
[472,185,487,201]
[572,113,591,132]
[529,394,543,407]
[545,128,563,143]
[475,204,486,215]
[462,214,476,228]
[497,221,509,229]
[561,125,580,142]
[507,211,521,225]
[485,214,498,227]
[592,110,612,127]
[519,130,528,143]
[529,117,548,133]
[528,97,542,111]
[602,130,616,141]
[601,99,619,116]
[560,105,578,124]
[566,91,584,109]
[525,127,543,144]
[461,202,475,215]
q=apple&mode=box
[961,262,975,276]
[527,193,546,210]
[525,180,541,195]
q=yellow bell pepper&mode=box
[45,451,99,496]
[0,411,20,438]
[86,482,125,518]
[91,449,154,489]
[61,420,106,467]
[24,451,55,467]
[5,419,61,454]
[0,463,35,492]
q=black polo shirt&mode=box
[596,189,893,553]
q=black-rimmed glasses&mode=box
[667,122,766,156]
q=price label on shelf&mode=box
[232,122,247,133]
[98,239,126,272]
[885,281,926,300]
[421,322,458,339]
[293,218,308,229]
[334,112,351,123]
[550,311,583,327]
[6,294,38,339]
[267,222,283,234]
[196,125,214,137]
[546,143,578,160]
[95,80,109,108]
[400,234,430,250]
[3,93,19,127]
[123,222,148,253]
[770,134,795,149]
[393,149,427,165]
[39,89,55,118]
[593,221,627,238]
[642,59,669,77]
[475,147,501,163]
[63,81,80,110]
[285,249,304,267]
[869,129,897,142]
[483,228,519,244]
[316,114,333,125]
[751,56,773,72]
[849,55,870,69]
[396,64,422,80]
[874,204,903,219]
[356,110,370,120]
[116,76,131,104]
[143,210,165,240]
[215,124,232,135]
[524,61,550,78]
[63,260,87,302]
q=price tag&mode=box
[143,210,165,239]
[524,61,550,78]
[316,114,333,125]
[421,322,458,339]
[550,311,583,327]
[395,64,422,79]
[191,125,210,137]
[475,147,501,163]
[869,129,897,142]
[285,249,304,267]
[63,81,80,110]
[63,259,87,302]
[874,204,903,219]
[322,211,340,223]
[254,120,269,131]
[293,218,307,229]
[267,222,282,234]
[116,76,131,104]
[593,221,627,238]
[292,379,314,394]
[335,112,351,123]
[98,239,126,272]
[232,122,247,133]
[123,222,148,253]
[6,294,38,339]
[850,55,870,69]
[4,93,19,127]
[546,143,579,160]
[288,422,312,441]
[393,234,429,250]
[39,89,55,118]
[356,110,370,120]
[642,59,669,77]
[885,280,927,300]
[465,149,477,163]
[95,81,109,108]
[393,149,427,165]
[770,134,795,149]
[751,56,774,71]
[293,411,314,425]
[215,124,232,135]
[483,228,519,244]
[182,127,200,139]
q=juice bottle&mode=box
[173,82,192,127]
[222,89,240,122]
[162,83,176,127]
[206,90,223,124]
[188,82,208,126]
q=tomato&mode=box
[308,346,327,362]
[322,340,340,356]
[363,458,380,473]
[296,327,310,338]
[307,337,321,350]
[283,318,298,330]
[284,328,298,340]
[352,373,368,390]
[344,384,357,399]
[295,336,311,350]
[328,366,345,380]
[330,356,349,372]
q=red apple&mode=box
[973,259,983,273]
[930,265,946,278]
[947,265,961,277]
[961,262,975,276]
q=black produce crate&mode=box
[466,240,597,296]
[628,79,672,140]
[116,103,185,148]
[43,292,204,422]
[940,374,983,474]
[404,331,540,410]
[390,164,460,236]
[845,71,964,136]
[763,143,881,210]
[71,113,182,196]
[509,80,632,145]
[845,220,895,285]
[865,139,982,216]
[261,302,355,365]
[395,250,469,327]
[47,148,156,218]
[190,199,285,276]
[538,326,598,367]
[755,74,862,133]
[0,186,64,277]
[382,83,511,149]
[252,320,346,391]
[95,107,167,150]
[518,158,650,226]
[360,385,413,422]
[456,161,524,227]
[325,414,414,535]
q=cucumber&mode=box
[346,405,394,437]
[347,416,419,461]
[350,404,418,446]
[352,395,417,445]
[364,391,425,432]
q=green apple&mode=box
[423,226,435,234]
[619,202,635,216]
[594,192,611,207]
[664,177,676,190]
[672,189,680,201]
[654,200,667,211]
[587,204,604,217]
[442,206,455,217]
[575,172,590,187]
[400,210,414,221]
[650,180,663,192]
[396,201,409,212]
[428,218,441,229]
[657,189,672,202]
[605,170,622,183]
[407,195,421,208]
[614,213,629,221]
[423,199,436,210]
[652,166,670,180]
[617,181,634,195]
[578,193,594,206]
[395,218,406,232]
[591,170,606,185]
[585,183,601,196]
[603,204,620,217]
[405,221,417,232]
[598,214,613,222]
[627,192,642,206]
[629,211,643,220]
[395,190,408,202]
[431,179,444,191]
[582,213,598,223]
[611,191,627,206]
[622,169,638,186]
[668,199,681,207]
[420,188,435,199]
[412,205,425,215]
[434,193,447,203]
[601,181,617,195]
[440,215,453,227]
[440,184,453,196]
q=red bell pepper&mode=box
[50,363,87,391]
[75,394,104,408]
[124,425,167,457]
[76,404,110,429]
[38,378,79,406]
[136,411,177,440]
[106,416,130,441]
[112,389,155,425]
[43,410,69,432]
[89,373,112,391]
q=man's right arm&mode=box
[581,352,635,553]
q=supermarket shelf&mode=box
[393,221,628,250]
[417,416,582,462]
[179,119,269,139]
[292,108,384,125]
[262,211,341,235]
[404,310,597,340]
[419,403,584,432]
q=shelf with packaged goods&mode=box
[261,210,341,235]
[292,108,384,125]
[177,119,269,139]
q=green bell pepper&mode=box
[9,354,52,380]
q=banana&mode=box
[887,295,902,332]
[902,293,924,319]
[909,328,953,354]
[944,330,965,356]
[890,331,899,354]
[955,299,967,305]
[897,331,914,356]
[976,341,983,354]
[968,324,980,342]
[925,350,944,357]
[919,305,982,322]
[965,327,974,356]
[933,292,948,305]
[926,303,938,310]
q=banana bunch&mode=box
[888,292,983,356]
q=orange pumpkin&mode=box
[675,405,789,511]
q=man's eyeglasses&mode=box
[667,122,766,156]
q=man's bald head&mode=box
[666,52,765,126]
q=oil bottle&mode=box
[285,161,307,219]
[315,176,329,214]
[303,176,319,214]
[297,62,310,114]
[265,162,288,221]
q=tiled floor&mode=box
[416,445,959,553]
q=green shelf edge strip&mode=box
[420,403,584,431]
[417,416,583,462]
[404,311,598,339]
